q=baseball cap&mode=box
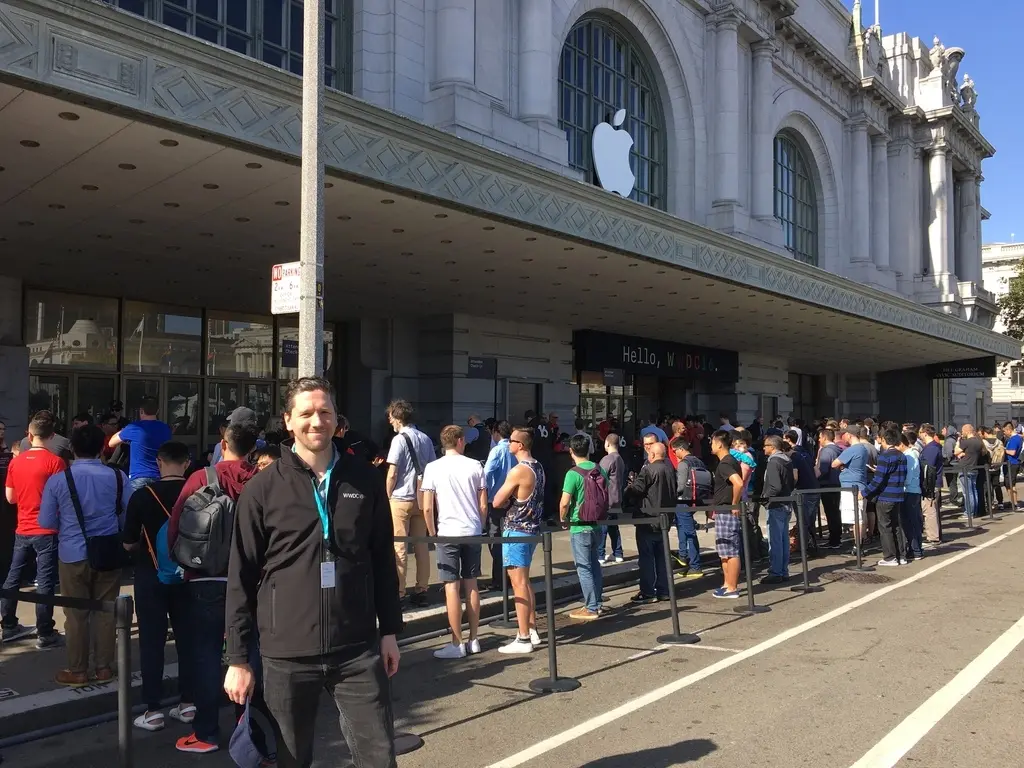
[228,406,258,428]
[229,698,276,768]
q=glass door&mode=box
[166,378,201,456]
[123,377,161,422]
[75,375,117,422]
[206,380,276,450]
[29,373,71,434]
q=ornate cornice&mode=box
[0,0,1018,361]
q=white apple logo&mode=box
[592,108,635,198]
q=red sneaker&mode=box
[175,733,219,754]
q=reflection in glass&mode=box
[29,375,69,433]
[124,378,161,422]
[207,312,273,379]
[122,301,202,375]
[208,381,243,437]
[277,322,334,380]
[76,376,117,421]
[25,291,119,370]
[167,380,201,436]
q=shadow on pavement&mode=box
[573,738,717,767]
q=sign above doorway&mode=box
[574,331,739,382]
[926,356,997,379]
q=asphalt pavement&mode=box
[4,508,1023,768]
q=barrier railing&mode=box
[0,588,134,767]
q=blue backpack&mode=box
[143,486,184,585]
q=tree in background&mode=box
[998,259,1024,342]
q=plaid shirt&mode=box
[863,447,907,504]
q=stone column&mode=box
[713,15,740,206]
[518,0,553,121]
[870,134,890,270]
[958,172,981,283]
[750,41,775,220]
[850,121,871,263]
[435,0,475,86]
[927,145,952,278]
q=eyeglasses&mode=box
[509,439,523,446]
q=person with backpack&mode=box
[167,414,258,754]
[121,441,194,731]
[624,442,676,605]
[760,435,795,584]
[559,434,610,620]
[670,437,711,579]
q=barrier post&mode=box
[490,566,518,630]
[790,499,823,594]
[961,469,974,529]
[848,488,873,572]
[115,594,134,768]
[986,466,996,521]
[528,532,580,694]
[656,511,700,645]
[734,502,770,615]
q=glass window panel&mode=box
[227,31,249,53]
[29,374,70,433]
[163,6,190,32]
[262,46,284,67]
[167,379,201,436]
[25,291,119,370]
[277,320,334,380]
[290,55,303,75]
[76,376,117,423]
[117,0,146,16]
[196,0,219,20]
[164,0,186,7]
[325,19,335,66]
[206,310,274,379]
[207,380,244,436]
[196,19,221,43]
[289,2,303,53]
[263,0,283,44]
[124,378,162,423]
[122,301,202,376]
[226,0,247,29]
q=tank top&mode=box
[504,459,545,535]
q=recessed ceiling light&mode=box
[235,217,250,222]
[275,201,290,206]
[0,166,4,172]
[166,245,181,251]
[410,271,421,276]
[589,273,598,277]
[434,213,447,219]
[58,111,80,121]
[556,265,567,270]
[525,237,537,241]
[392,228,404,233]
[324,182,334,189]
[518,275,529,280]
[668,291,678,295]
[262,244,275,249]
[564,247,574,251]
[203,183,219,190]
[582,287,591,292]
[485,284,495,289]
[118,163,136,171]
[17,220,34,227]
[400,251,413,256]
[199,232,213,237]
[246,162,262,169]
[523,258,533,262]
[48,203,65,210]
[450,278,460,283]
[337,215,351,221]
[381,199,395,205]
[164,202,179,208]
[352,242,365,246]
[20,140,40,147]
[597,255,608,260]
[483,249,494,254]
[129,219,145,224]
[441,240,452,244]
[159,139,179,147]
[444,260,456,265]
[81,184,99,191]
[656,270,666,274]
[96,234,112,239]
[553,282,562,287]
[617,279,627,284]
[484,268,495,273]
[483,226,495,231]
[629,263,639,268]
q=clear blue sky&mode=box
[844,0,1022,244]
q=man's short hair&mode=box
[440,425,463,450]
[784,430,800,445]
[858,426,871,441]
[642,432,658,443]
[285,376,336,415]
[881,427,901,446]
[711,429,733,448]
[29,410,57,439]
[512,427,533,449]
[764,435,786,452]
[72,412,93,425]
[569,434,590,458]
[820,428,835,442]
[732,428,751,445]
[920,425,936,438]
[605,432,619,448]
[157,441,191,465]
[70,424,104,459]
[140,397,159,417]
[336,413,350,432]
[670,436,690,452]
[495,420,513,440]
[574,418,585,430]
[902,430,918,447]
[1004,421,1016,430]
[387,399,414,425]
[225,421,259,457]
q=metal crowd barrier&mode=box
[0,588,134,767]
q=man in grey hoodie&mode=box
[761,435,795,584]
[942,425,961,506]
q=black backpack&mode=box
[172,467,235,576]
[677,456,713,505]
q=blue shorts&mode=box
[502,530,537,568]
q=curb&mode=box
[0,563,642,743]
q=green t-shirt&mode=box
[562,461,609,534]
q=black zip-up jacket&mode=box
[762,452,794,501]
[225,439,403,664]
[625,459,676,532]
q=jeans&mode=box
[262,648,396,768]
[958,472,978,520]
[876,501,906,561]
[133,567,192,711]
[1,534,58,635]
[128,476,157,493]
[820,488,842,545]
[597,515,623,560]
[674,507,701,571]
[800,494,820,539]
[901,494,924,559]
[186,580,227,743]
[635,527,668,598]
[569,529,603,611]
[486,505,504,580]
[766,504,791,578]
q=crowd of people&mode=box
[1,390,1019,767]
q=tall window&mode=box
[1012,365,1024,389]
[774,133,818,266]
[103,0,351,91]
[558,17,666,210]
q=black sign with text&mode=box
[927,356,997,379]
[574,331,739,382]
[468,356,497,379]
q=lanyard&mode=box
[312,464,334,541]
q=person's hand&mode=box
[380,634,400,677]
[224,663,254,706]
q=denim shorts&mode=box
[436,543,482,582]
[502,530,537,568]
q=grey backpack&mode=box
[172,467,235,577]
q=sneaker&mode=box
[682,569,704,579]
[176,734,219,754]
[656,594,670,602]
[824,542,843,550]
[169,704,196,724]
[133,711,165,732]
[877,558,901,567]
[614,556,625,563]
[498,637,534,655]
[712,587,740,599]
[671,554,689,570]
[409,592,430,608]
[1,624,35,643]
[529,628,542,647]
[467,638,482,655]
[760,574,789,585]
[35,632,60,650]
[922,541,940,551]
[630,592,658,605]
[568,607,600,620]
[433,643,467,660]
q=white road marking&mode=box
[681,643,741,653]
[848,613,1024,768]
[485,521,1024,768]
[625,647,665,661]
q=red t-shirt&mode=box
[5,448,66,535]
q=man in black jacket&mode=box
[761,435,795,585]
[625,442,676,604]
[224,377,403,768]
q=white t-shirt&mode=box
[420,453,486,536]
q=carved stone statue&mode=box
[863,27,882,72]
[928,35,945,72]
[945,47,965,101]
[960,74,978,112]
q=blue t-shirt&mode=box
[119,419,173,480]
[1006,434,1023,466]
[837,443,869,490]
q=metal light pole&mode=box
[298,0,326,377]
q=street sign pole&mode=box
[298,0,325,377]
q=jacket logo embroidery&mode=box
[341,492,365,499]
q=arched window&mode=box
[774,133,818,266]
[559,17,667,210]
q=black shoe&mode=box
[760,574,789,585]
[36,632,60,650]
[656,594,670,602]
[630,592,658,605]
[409,592,430,608]
[824,542,843,550]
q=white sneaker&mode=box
[614,556,625,563]
[467,638,482,655]
[529,628,542,647]
[498,637,534,655]
[433,643,467,660]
